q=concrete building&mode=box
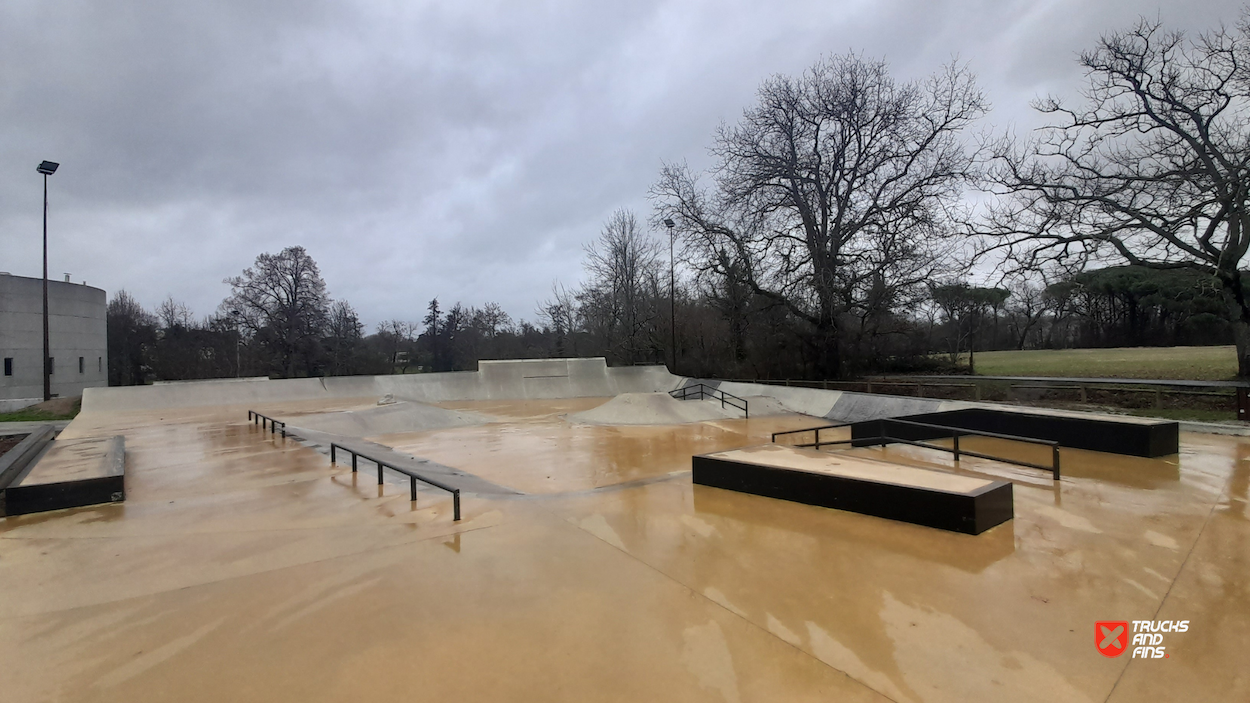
[0,273,107,411]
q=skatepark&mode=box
[1,357,1246,701]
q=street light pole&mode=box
[664,218,676,374]
[37,161,59,401]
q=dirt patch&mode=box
[19,396,81,417]
[0,434,29,457]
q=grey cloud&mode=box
[1,0,1241,330]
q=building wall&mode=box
[0,273,107,410]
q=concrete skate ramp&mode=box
[81,358,681,412]
[285,401,489,438]
[568,392,736,425]
[708,380,963,421]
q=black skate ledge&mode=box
[692,446,1012,535]
[852,407,1178,458]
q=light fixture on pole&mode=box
[37,160,59,401]
[664,218,676,374]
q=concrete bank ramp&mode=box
[710,380,962,421]
[285,401,489,438]
[82,358,682,412]
[568,392,737,425]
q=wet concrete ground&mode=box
[0,399,1245,701]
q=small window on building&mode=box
[79,356,84,373]
[3,358,11,376]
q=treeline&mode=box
[111,11,1250,381]
[924,267,1231,373]
[106,246,558,385]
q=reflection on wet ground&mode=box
[1,398,1247,701]
[374,400,819,494]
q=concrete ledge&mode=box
[693,445,1013,535]
[0,425,55,493]
[3,435,124,517]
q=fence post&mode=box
[331,444,336,463]
[953,434,960,462]
[377,460,383,485]
[1052,445,1061,481]
[453,490,461,521]
[352,453,357,472]
[410,476,417,502]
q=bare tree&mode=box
[156,296,194,330]
[377,319,418,372]
[106,290,155,386]
[326,301,364,375]
[1006,282,1047,350]
[981,15,1250,374]
[579,209,663,363]
[652,53,986,377]
[539,283,580,357]
[221,246,329,378]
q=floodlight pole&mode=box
[38,162,59,400]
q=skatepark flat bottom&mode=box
[0,397,1247,702]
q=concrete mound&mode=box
[286,400,489,438]
[567,392,738,425]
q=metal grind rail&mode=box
[330,443,461,521]
[248,410,286,437]
[772,418,1061,480]
[671,383,749,417]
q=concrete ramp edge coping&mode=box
[81,358,683,413]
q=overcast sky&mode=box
[1,0,1242,330]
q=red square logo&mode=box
[1096,621,1129,657]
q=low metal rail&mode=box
[773,418,1061,480]
[330,443,461,521]
[248,410,286,437]
[670,383,749,417]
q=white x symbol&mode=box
[1100,625,1124,649]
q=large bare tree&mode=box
[981,15,1250,375]
[651,53,985,377]
[579,209,664,363]
[221,246,329,378]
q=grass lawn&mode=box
[0,397,81,423]
[969,346,1238,381]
